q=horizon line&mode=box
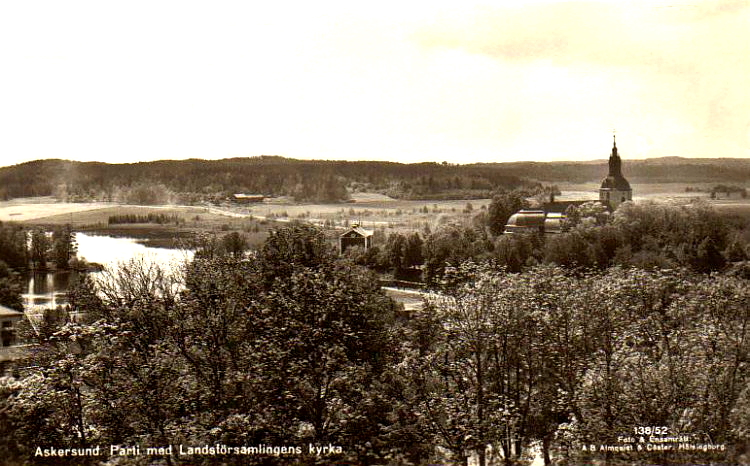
[2,154,748,170]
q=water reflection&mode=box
[23,232,193,312]
[75,233,191,268]
[26,271,77,309]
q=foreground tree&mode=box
[0,260,23,311]
[486,192,528,236]
[6,224,750,465]
[29,229,49,270]
[6,226,402,465]
[401,264,750,465]
[0,222,28,270]
[52,225,78,269]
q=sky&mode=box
[0,0,748,166]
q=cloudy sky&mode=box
[1,0,748,166]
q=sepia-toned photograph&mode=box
[0,1,748,464]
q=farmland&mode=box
[3,201,275,249]
[4,193,491,245]
[4,182,750,250]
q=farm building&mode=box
[231,193,265,204]
[0,304,22,349]
[0,304,24,372]
[339,224,373,254]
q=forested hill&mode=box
[1,156,748,203]
[480,156,750,184]
[0,157,532,202]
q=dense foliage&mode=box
[346,199,748,286]
[2,226,402,465]
[108,213,183,225]
[0,221,78,311]
[2,218,750,464]
[389,200,746,284]
[0,222,28,272]
[404,264,750,465]
[0,260,23,311]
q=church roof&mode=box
[543,200,595,213]
[600,175,631,191]
[506,135,631,234]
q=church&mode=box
[504,136,632,234]
[598,136,632,209]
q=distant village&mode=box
[339,136,634,254]
[504,136,632,234]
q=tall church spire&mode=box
[600,133,632,210]
[608,134,622,177]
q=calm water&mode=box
[23,233,419,314]
[23,233,192,312]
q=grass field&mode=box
[247,193,491,233]
[713,202,750,222]
[7,183,750,248]
[557,182,715,201]
[16,204,276,249]
[559,183,750,219]
[2,195,489,247]
[22,205,239,228]
[0,197,115,222]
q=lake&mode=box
[23,232,193,312]
[22,232,422,315]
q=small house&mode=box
[0,305,24,368]
[339,224,373,254]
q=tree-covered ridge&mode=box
[479,156,750,184]
[2,155,748,203]
[0,158,532,202]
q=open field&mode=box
[713,202,750,223]
[17,204,276,249]
[4,195,489,248]
[7,183,750,247]
[0,197,115,222]
[247,185,748,233]
[244,193,491,232]
[557,182,716,202]
[21,205,242,228]
[558,183,750,223]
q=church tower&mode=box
[599,135,632,210]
